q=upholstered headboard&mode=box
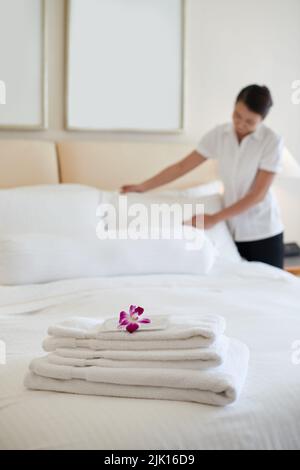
[57,141,218,190]
[0,139,218,189]
[0,140,59,188]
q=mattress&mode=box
[0,260,300,450]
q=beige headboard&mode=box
[0,140,59,188]
[0,139,218,189]
[57,141,218,190]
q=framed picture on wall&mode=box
[66,0,185,132]
[0,0,47,130]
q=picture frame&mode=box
[0,0,47,130]
[65,0,185,133]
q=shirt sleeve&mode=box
[196,127,219,159]
[259,135,284,173]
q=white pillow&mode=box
[104,189,241,263]
[0,233,217,285]
[160,180,224,198]
[0,184,101,240]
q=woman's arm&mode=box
[121,151,207,193]
[185,170,276,229]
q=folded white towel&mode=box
[47,336,229,370]
[44,314,226,351]
[25,339,249,406]
[53,338,228,361]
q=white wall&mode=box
[186,0,300,161]
[0,0,299,240]
[0,0,299,153]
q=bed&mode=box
[0,139,300,450]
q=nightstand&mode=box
[284,256,300,276]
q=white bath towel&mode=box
[25,339,249,406]
[46,336,229,370]
[44,314,226,351]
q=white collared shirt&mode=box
[196,123,284,242]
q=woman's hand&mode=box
[184,213,220,230]
[120,151,206,195]
[120,184,146,194]
[203,214,220,229]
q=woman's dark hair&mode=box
[236,85,273,118]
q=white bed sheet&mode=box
[0,260,300,450]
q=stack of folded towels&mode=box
[24,314,249,406]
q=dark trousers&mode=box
[235,233,284,269]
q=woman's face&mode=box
[232,101,263,139]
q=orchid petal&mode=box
[138,318,151,324]
[126,322,140,333]
[129,305,137,315]
[135,306,144,316]
[119,311,128,322]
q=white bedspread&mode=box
[1,260,300,450]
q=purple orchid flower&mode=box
[118,305,151,333]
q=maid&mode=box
[121,85,284,268]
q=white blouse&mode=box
[197,123,284,242]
